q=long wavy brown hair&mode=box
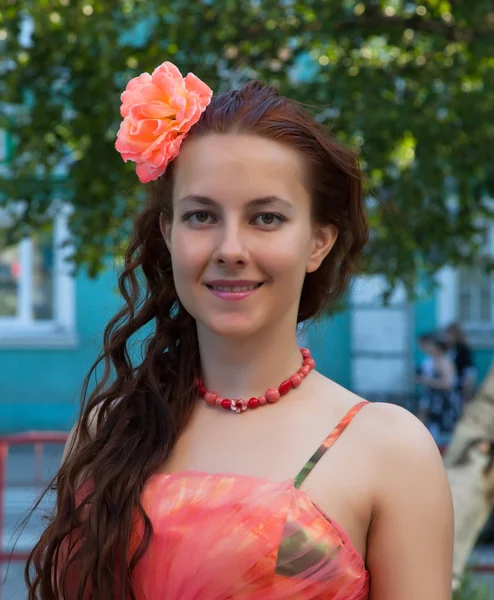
[25,80,369,599]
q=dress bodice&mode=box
[130,401,370,599]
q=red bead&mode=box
[266,388,280,403]
[258,395,267,405]
[248,397,259,408]
[204,391,217,405]
[279,379,292,396]
[303,358,316,370]
[291,374,303,387]
[301,348,311,358]
[199,384,207,398]
[300,365,311,377]
[221,399,232,409]
[215,396,223,406]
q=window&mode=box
[455,264,494,345]
[458,268,493,326]
[437,222,494,346]
[0,208,77,348]
[457,224,494,343]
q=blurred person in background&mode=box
[416,333,460,442]
[445,322,476,405]
[416,333,435,379]
[24,62,453,600]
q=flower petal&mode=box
[152,62,187,101]
[141,131,169,161]
[136,161,165,184]
[126,72,152,92]
[121,83,163,118]
[184,73,213,105]
[129,102,176,121]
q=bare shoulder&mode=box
[313,374,439,456]
[356,402,451,515]
[310,372,371,417]
[316,376,446,480]
[358,401,442,460]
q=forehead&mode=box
[173,133,309,203]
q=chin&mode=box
[201,314,265,339]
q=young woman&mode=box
[417,333,460,442]
[26,62,453,599]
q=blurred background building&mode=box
[1,1,494,597]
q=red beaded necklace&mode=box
[196,347,315,413]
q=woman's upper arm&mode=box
[366,404,453,600]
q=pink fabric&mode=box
[130,472,369,599]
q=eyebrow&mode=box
[179,194,294,211]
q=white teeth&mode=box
[210,284,259,292]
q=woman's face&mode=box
[162,133,337,339]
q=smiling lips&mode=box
[206,280,263,300]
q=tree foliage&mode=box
[1,0,494,288]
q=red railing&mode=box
[0,431,68,591]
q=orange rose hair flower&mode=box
[115,61,213,183]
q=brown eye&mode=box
[252,213,285,227]
[195,212,210,223]
[183,211,215,225]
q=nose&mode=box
[212,222,249,268]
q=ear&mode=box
[306,224,338,273]
[159,212,171,251]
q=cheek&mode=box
[260,232,312,280]
[169,234,207,314]
[170,230,209,278]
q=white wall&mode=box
[351,276,413,397]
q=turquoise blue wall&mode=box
[413,293,437,367]
[307,310,351,389]
[0,268,121,433]
[474,349,493,384]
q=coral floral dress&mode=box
[129,401,370,599]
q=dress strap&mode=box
[294,400,370,489]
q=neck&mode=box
[196,324,304,400]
